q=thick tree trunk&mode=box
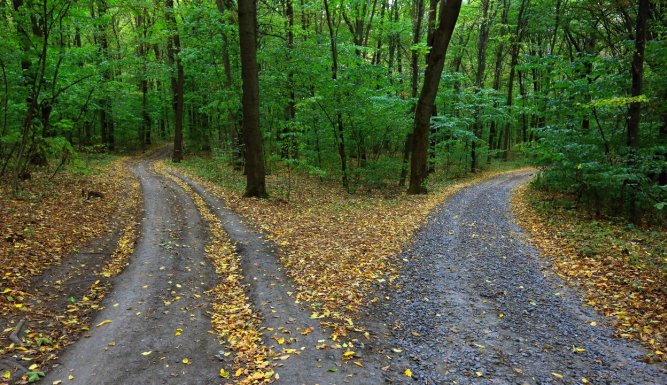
[627,0,648,148]
[238,0,267,197]
[409,0,462,194]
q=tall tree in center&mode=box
[238,0,267,197]
[408,0,462,194]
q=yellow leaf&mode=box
[14,303,23,309]
[590,321,597,326]
[404,369,412,377]
[582,378,589,384]
[141,351,152,356]
[476,371,483,377]
[343,351,355,357]
[68,375,75,380]
[251,371,264,380]
[219,368,230,378]
[572,346,585,353]
[552,372,563,379]
[278,337,285,344]
[28,364,38,371]
[182,358,190,364]
[175,328,183,336]
[53,381,63,385]
[498,313,505,318]
[235,368,243,377]
[3,371,10,380]
[96,320,112,327]
[264,370,275,379]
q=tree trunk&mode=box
[502,0,528,161]
[238,0,267,197]
[166,0,184,162]
[488,0,509,156]
[470,0,492,172]
[627,0,648,149]
[409,0,462,194]
[324,0,349,191]
[411,0,425,99]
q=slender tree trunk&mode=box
[488,0,509,156]
[470,0,492,172]
[166,0,184,162]
[411,0,425,100]
[238,0,267,197]
[502,0,528,160]
[324,0,349,191]
[409,0,462,194]
[281,0,296,159]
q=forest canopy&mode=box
[0,0,664,221]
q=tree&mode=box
[409,0,462,194]
[238,0,267,197]
[627,0,649,149]
[165,0,184,163]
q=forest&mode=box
[0,0,664,219]
[0,0,666,384]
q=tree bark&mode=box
[408,0,462,194]
[627,0,648,148]
[238,0,267,197]
[324,0,349,191]
[411,0,425,99]
[165,0,184,162]
[502,0,528,161]
[470,0,492,172]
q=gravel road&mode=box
[372,171,667,385]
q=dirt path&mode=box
[371,171,667,384]
[44,157,378,385]
[169,171,378,384]
[44,160,223,385]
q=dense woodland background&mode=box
[0,0,664,222]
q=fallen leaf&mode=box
[141,351,152,356]
[404,368,412,377]
[96,320,112,327]
[219,368,230,378]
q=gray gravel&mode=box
[371,171,667,385]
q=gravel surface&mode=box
[372,171,667,385]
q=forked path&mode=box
[45,157,377,385]
[169,172,378,384]
[44,160,223,384]
[43,162,666,385]
[372,172,667,384]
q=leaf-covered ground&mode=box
[157,165,273,384]
[166,157,524,338]
[0,157,141,382]
[513,184,667,363]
